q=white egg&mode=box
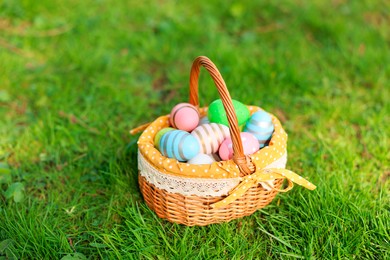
[187,154,216,165]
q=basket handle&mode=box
[189,56,255,176]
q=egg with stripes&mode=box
[243,110,274,148]
[169,103,200,131]
[159,130,200,161]
[219,132,260,161]
[191,123,230,154]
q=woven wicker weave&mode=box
[139,176,283,226]
[131,56,315,226]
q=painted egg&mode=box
[208,99,250,127]
[191,123,230,154]
[219,132,260,161]
[154,127,175,149]
[159,130,200,161]
[188,154,216,165]
[244,110,274,148]
[169,103,200,131]
[199,116,210,125]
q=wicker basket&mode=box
[131,56,316,226]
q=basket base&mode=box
[138,174,283,226]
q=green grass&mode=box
[1,0,389,259]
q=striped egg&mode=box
[159,130,200,162]
[244,110,274,148]
[169,103,200,131]
[191,123,230,154]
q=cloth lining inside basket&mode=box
[137,106,288,179]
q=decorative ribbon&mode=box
[130,122,152,135]
[210,168,316,209]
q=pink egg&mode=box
[219,132,260,161]
[169,103,200,132]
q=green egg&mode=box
[154,127,175,149]
[208,99,250,127]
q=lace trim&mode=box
[138,150,287,196]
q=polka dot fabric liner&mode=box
[137,106,288,179]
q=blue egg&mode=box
[159,130,200,161]
[199,116,210,125]
[244,111,274,148]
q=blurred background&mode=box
[0,0,389,259]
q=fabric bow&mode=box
[211,168,316,209]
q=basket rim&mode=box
[138,148,288,197]
[137,105,288,179]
